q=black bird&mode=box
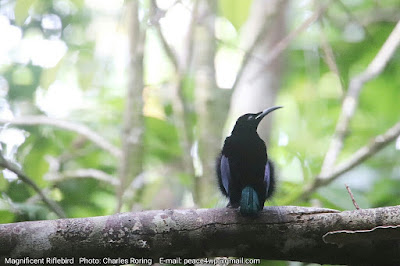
[217,106,282,216]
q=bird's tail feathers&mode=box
[240,186,262,216]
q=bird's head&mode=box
[232,106,283,134]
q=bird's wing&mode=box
[220,155,231,194]
[264,160,271,196]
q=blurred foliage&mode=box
[0,0,400,264]
[219,0,251,30]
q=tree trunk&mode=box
[2,206,400,265]
[116,1,146,212]
[193,0,229,206]
[229,0,288,141]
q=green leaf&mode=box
[6,64,42,101]
[12,66,34,85]
[91,191,116,214]
[0,172,9,191]
[14,0,37,26]
[58,178,107,217]
[0,210,15,224]
[13,202,52,221]
[369,178,400,207]
[144,117,181,163]
[219,0,252,30]
[40,58,64,89]
[69,0,85,8]
[7,180,32,202]
[18,132,58,186]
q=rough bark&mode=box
[1,206,400,265]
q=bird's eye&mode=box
[247,115,253,120]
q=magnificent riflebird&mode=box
[217,106,282,216]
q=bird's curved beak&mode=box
[255,106,283,121]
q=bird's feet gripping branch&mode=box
[216,106,282,216]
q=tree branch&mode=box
[249,1,331,82]
[173,2,199,200]
[183,0,198,70]
[230,6,271,92]
[321,120,400,180]
[0,116,121,158]
[301,120,400,200]
[116,0,146,212]
[360,8,400,25]
[2,206,400,264]
[0,153,66,218]
[335,0,374,41]
[150,0,180,72]
[44,169,119,186]
[319,21,344,91]
[151,0,199,194]
[345,184,360,210]
[320,19,400,175]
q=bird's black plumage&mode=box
[216,106,282,216]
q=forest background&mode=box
[1,1,400,264]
